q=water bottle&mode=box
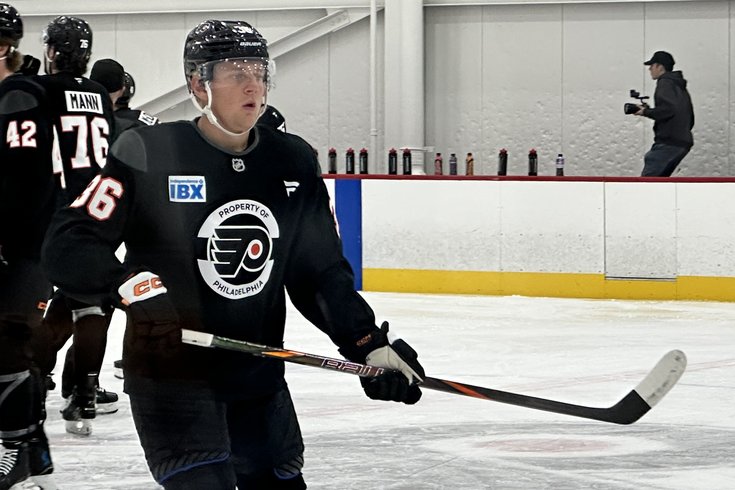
[465,152,474,176]
[555,153,565,176]
[345,148,355,174]
[434,153,443,175]
[528,149,538,176]
[388,148,398,175]
[448,153,458,175]
[402,148,412,175]
[327,147,337,174]
[359,148,368,174]
[498,149,508,176]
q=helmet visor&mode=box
[199,57,275,90]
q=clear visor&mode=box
[199,57,275,90]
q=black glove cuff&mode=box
[338,323,389,364]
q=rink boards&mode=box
[324,176,735,301]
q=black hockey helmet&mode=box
[258,104,286,132]
[116,71,135,107]
[42,15,92,74]
[0,3,22,47]
[183,19,270,90]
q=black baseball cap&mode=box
[90,58,125,93]
[644,51,675,69]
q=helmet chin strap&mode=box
[0,46,14,62]
[190,80,266,138]
[43,49,55,75]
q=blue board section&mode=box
[334,179,362,290]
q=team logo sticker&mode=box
[197,199,280,299]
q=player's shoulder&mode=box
[36,73,107,97]
[257,126,320,175]
[0,74,46,115]
[110,120,192,172]
[258,126,318,168]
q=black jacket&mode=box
[643,71,694,148]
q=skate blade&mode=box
[113,368,124,379]
[31,474,58,490]
[96,402,119,415]
[9,478,41,490]
[65,419,93,436]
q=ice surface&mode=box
[27,293,735,489]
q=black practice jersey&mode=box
[36,73,115,204]
[43,120,378,395]
[0,74,55,260]
[113,107,158,141]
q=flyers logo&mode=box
[197,200,279,299]
[208,225,271,278]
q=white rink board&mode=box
[336,179,735,279]
[498,181,603,274]
[677,183,735,277]
[362,180,502,271]
[604,183,677,279]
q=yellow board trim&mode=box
[362,269,735,302]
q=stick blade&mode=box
[634,349,687,408]
[181,329,215,347]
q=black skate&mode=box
[27,430,55,490]
[27,429,52,477]
[95,386,119,415]
[61,385,118,416]
[0,441,39,490]
[61,375,96,436]
[113,359,123,380]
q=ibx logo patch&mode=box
[197,199,279,299]
[169,176,206,202]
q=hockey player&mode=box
[31,15,118,436]
[114,70,159,128]
[42,19,424,489]
[0,3,55,488]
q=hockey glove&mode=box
[117,271,181,356]
[17,55,41,76]
[360,322,425,405]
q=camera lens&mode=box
[624,103,638,115]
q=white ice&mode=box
[31,293,735,489]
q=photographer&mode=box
[633,51,694,177]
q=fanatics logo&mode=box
[197,199,279,299]
[284,181,299,197]
[168,176,206,203]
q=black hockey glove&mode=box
[359,322,425,405]
[17,54,41,76]
[117,271,181,356]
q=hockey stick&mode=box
[181,329,686,425]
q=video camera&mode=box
[624,89,649,115]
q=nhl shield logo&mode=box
[232,158,245,172]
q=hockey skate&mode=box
[26,429,55,490]
[0,441,40,490]
[95,386,119,415]
[61,375,96,436]
[61,385,118,415]
[113,359,123,380]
